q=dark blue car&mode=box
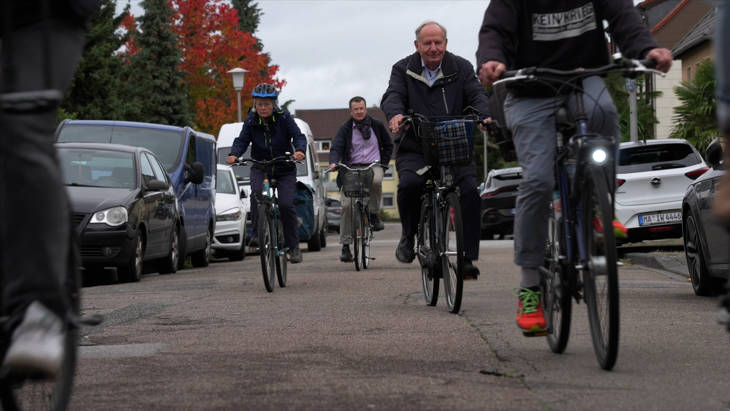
[56,120,216,268]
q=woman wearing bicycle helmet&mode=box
[226,83,307,263]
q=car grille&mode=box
[72,213,87,229]
[80,246,121,258]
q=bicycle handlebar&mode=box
[230,153,299,167]
[495,58,664,87]
[326,162,388,174]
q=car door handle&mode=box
[650,178,661,186]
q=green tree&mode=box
[61,1,139,121]
[231,0,262,34]
[671,59,717,154]
[129,0,192,126]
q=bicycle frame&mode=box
[258,179,288,257]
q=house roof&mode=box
[672,8,716,58]
[651,0,690,34]
[295,107,388,141]
[637,0,670,9]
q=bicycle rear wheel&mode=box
[275,217,287,287]
[543,196,572,353]
[361,209,370,269]
[258,206,276,292]
[353,203,362,272]
[581,166,619,370]
[442,192,464,314]
[1,234,80,410]
[417,199,439,306]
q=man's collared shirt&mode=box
[421,58,442,86]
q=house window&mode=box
[381,193,395,208]
[383,164,394,180]
[318,140,331,152]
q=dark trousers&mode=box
[396,153,480,261]
[249,168,299,250]
[0,20,86,318]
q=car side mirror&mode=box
[313,169,320,179]
[145,179,169,191]
[706,139,724,169]
[185,161,205,185]
[240,190,247,199]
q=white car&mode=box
[615,139,708,243]
[213,164,250,260]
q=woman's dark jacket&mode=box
[380,51,491,156]
[229,110,307,175]
[329,115,394,166]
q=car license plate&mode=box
[638,211,681,226]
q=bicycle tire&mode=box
[361,208,370,270]
[442,192,464,314]
[259,206,276,292]
[543,196,572,354]
[1,233,81,410]
[275,216,287,287]
[417,199,439,306]
[353,203,361,272]
[581,166,619,370]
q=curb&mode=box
[624,252,688,278]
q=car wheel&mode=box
[191,227,212,267]
[178,226,188,270]
[684,214,722,296]
[118,229,144,282]
[307,227,322,251]
[320,226,327,248]
[158,225,179,274]
[229,220,247,261]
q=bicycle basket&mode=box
[340,168,374,198]
[419,119,475,166]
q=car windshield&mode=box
[58,125,184,173]
[57,148,136,189]
[217,147,308,177]
[216,169,236,194]
[618,143,702,173]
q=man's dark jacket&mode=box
[380,51,490,156]
[329,115,394,166]
[5,0,99,31]
[229,110,307,175]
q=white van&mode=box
[216,118,328,251]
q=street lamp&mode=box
[227,67,248,122]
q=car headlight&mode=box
[217,207,242,222]
[591,147,608,165]
[90,206,128,226]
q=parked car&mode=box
[56,120,217,268]
[57,143,180,283]
[326,196,342,233]
[480,167,522,239]
[682,139,729,296]
[213,164,250,261]
[216,118,328,251]
[615,139,708,243]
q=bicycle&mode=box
[334,162,387,271]
[234,155,297,292]
[401,112,485,314]
[0,228,102,410]
[495,56,663,370]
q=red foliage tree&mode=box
[170,0,284,134]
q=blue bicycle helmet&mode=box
[252,83,278,99]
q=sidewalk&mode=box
[623,251,688,278]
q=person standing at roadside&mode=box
[328,96,393,262]
[381,21,490,279]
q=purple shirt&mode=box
[350,124,380,164]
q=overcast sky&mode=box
[118,0,489,113]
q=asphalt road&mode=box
[74,223,730,410]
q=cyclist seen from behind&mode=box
[328,96,394,263]
[477,0,673,335]
[226,83,307,263]
[381,20,490,279]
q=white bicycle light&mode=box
[591,148,608,165]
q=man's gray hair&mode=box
[415,21,447,41]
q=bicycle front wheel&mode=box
[353,203,362,271]
[1,235,80,410]
[361,208,370,269]
[275,217,287,287]
[442,192,464,314]
[259,206,276,292]
[543,196,572,354]
[417,199,439,306]
[581,166,619,370]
